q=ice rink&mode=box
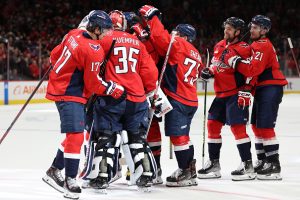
[1,94,300,200]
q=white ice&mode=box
[1,95,300,200]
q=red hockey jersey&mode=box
[98,30,158,102]
[211,39,253,97]
[236,38,287,87]
[46,29,108,104]
[148,16,203,107]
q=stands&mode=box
[0,0,299,80]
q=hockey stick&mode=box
[201,49,210,168]
[85,39,117,112]
[146,31,177,137]
[0,65,53,145]
[287,37,300,77]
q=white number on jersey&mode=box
[114,47,140,74]
[254,51,263,61]
[54,46,71,74]
[183,57,200,85]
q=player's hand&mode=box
[105,81,126,100]
[138,5,161,22]
[221,49,241,69]
[237,85,252,109]
[124,12,140,28]
[151,94,163,115]
[200,68,214,81]
[130,23,150,41]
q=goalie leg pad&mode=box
[122,130,157,185]
[80,131,121,181]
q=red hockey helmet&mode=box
[109,10,127,31]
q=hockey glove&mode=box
[151,94,163,115]
[105,80,126,100]
[237,86,252,110]
[138,5,161,22]
[124,12,139,28]
[221,49,241,69]
[200,68,214,81]
[130,23,150,41]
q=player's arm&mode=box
[146,16,171,57]
[82,47,125,99]
[138,44,158,94]
[224,45,268,77]
[50,44,63,65]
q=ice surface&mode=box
[1,95,300,200]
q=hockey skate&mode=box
[197,159,221,179]
[231,160,256,181]
[257,160,282,180]
[152,168,163,185]
[89,176,109,194]
[64,177,81,199]
[166,159,198,187]
[42,166,64,193]
[136,173,153,192]
[254,159,266,173]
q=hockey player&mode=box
[86,10,159,191]
[138,5,203,187]
[128,12,164,185]
[223,15,288,180]
[197,17,256,181]
[42,10,126,199]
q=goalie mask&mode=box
[109,10,127,31]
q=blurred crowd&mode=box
[0,0,299,80]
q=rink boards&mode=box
[0,78,300,105]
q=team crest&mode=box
[89,43,101,51]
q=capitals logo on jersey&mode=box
[89,43,101,51]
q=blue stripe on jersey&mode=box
[163,64,178,93]
[65,68,84,97]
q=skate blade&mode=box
[166,179,198,187]
[42,175,64,193]
[152,177,163,185]
[197,171,221,179]
[63,191,80,199]
[232,173,256,181]
[81,181,91,189]
[94,188,108,194]
[138,186,152,192]
[109,172,122,184]
[257,173,282,180]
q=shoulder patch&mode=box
[89,43,101,51]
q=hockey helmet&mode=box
[86,10,113,33]
[250,15,271,31]
[174,24,197,43]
